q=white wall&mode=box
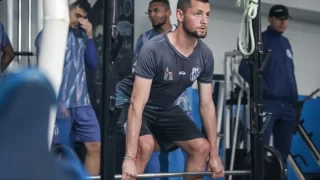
[209,8,320,96]
[262,0,320,12]
[213,0,320,24]
[221,0,320,13]
[134,3,320,96]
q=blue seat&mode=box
[0,69,82,180]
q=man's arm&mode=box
[197,49,218,156]
[126,77,152,158]
[1,24,15,72]
[125,44,156,158]
[199,83,217,155]
[85,38,99,70]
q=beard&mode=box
[152,23,165,29]
[151,17,168,30]
[182,20,207,39]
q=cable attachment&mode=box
[237,0,259,58]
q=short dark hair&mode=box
[149,0,171,10]
[177,0,209,12]
[70,0,91,13]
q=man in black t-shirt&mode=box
[116,0,224,179]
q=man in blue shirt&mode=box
[0,21,15,73]
[132,0,176,73]
[35,0,100,175]
[239,5,298,165]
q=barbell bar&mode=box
[87,170,251,179]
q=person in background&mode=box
[132,0,176,73]
[239,4,298,166]
[0,21,15,73]
[35,0,100,176]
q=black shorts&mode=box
[116,104,204,152]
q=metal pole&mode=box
[224,53,231,150]
[287,155,306,180]
[37,0,44,32]
[246,86,251,152]
[88,170,252,179]
[28,0,32,66]
[18,0,22,63]
[216,81,224,150]
[6,0,14,46]
[297,124,320,166]
[37,0,44,66]
[101,0,117,179]
[249,0,264,179]
[228,89,243,180]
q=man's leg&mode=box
[72,107,101,175]
[51,120,64,153]
[262,101,281,146]
[84,142,101,175]
[152,106,209,180]
[136,135,155,174]
[117,104,156,174]
[263,115,276,146]
[273,106,296,166]
[175,138,211,180]
[52,112,73,156]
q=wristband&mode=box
[124,156,137,161]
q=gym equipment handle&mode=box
[88,170,251,179]
[14,51,34,56]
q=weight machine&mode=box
[223,50,250,152]
[220,51,256,180]
[221,50,287,180]
[221,49,320,180]
[212,51,250,172]
[221,51,251,175]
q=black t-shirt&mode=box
[116,33,214,109]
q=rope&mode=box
[237,0,259,57]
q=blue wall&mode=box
[144,91,320,180]
[287,96,320,179]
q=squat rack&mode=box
[100,0,265,180]
[247,0,265,179]
[100,0,117,180]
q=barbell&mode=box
[87,170,251,179]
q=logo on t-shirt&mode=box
[163,67,173,81]
[190,67,202,81]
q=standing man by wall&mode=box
[132,0,176,73]
[35,0,101,176]
[0,20,15,74]
[239,4,298,166]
